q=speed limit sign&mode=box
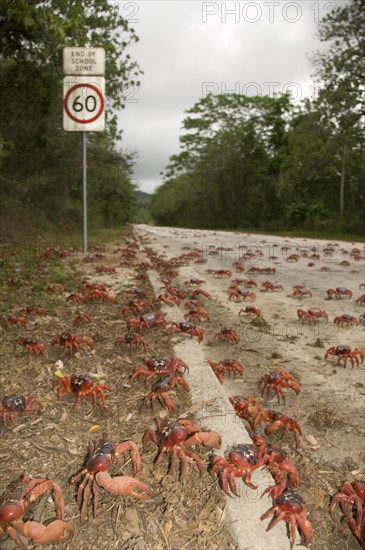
[63,76,105,131]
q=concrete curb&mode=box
[146,268,306,550]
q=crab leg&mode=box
[27,479,65,520]
[115,441,141,475]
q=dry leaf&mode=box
[89,424,101,433]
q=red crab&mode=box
[262,281,283,292]
[259,370,300,404]
[334,314,358,327]
[211,443,269,497]
[184,308,210,322]
[206,358,244,384]
[228,288,256,302]
[260,489,313,549]
[15,338,45,357]
[121,300,155,316]
[157,293,180,307]
[73,313,92,325]
[0,474,74,549]
[247,432,300,499]
[7,316,28,328]
[229,396,267,429]
[53,374,111,407]
[95,265,116,273]
[127,313,167,331]
[131,356,189,385]
[331,480,365,547]
[18,306,44,317]
[87,289,115,302]
[214,327,240,344]
[360,313,365,325]
[263,411,302,448]
[184,298,205,309]
[141,375,189,411]
[143,418,221,478]
[71,436,151,521]
[114,332,150,351]
[297,308,328,323]
[0,395,42,427]
[51,332,94,356]
[183,278,205,286]
[168,322,205,343]
[79,282,107,293]
[129,288,152,299]
[327,287,352,299]
[292,286,312,299]
[325,345,364,368]
[356,294,365,305]
[213,269,232,278]
[238,306,261,318]
[263,445,300,500]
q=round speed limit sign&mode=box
[63,76,105,131]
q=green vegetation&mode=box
[0,1,143,241]
[134,190,153,223]
[151,0,364,237]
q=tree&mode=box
[0,0,142,237]
[311,0,365,218]
[154,93,291,229]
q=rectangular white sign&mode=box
[63,47,105,76]
[63,76,105,132]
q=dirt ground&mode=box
[0,225,364,550]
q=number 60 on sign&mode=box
[63,76,105,131]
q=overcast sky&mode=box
[116,0,337,194]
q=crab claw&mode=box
[184,431,222,449]
[95,472,152,500]
[13,519,74,544]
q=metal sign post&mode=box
[62,47,105,255]
[82,132,88,254]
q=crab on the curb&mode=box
[261,489,313,549]
[168,322,205,343]
[131,356,189,385]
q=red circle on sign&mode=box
[64,83,104,124]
